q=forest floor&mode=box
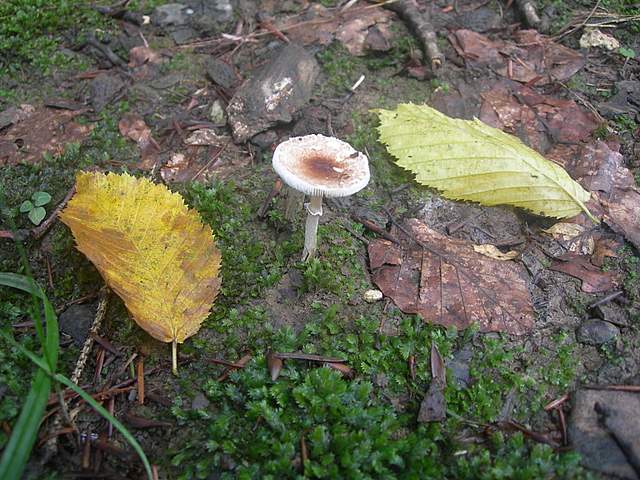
[1,0,639,479]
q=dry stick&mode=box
[42,289,109,462]
[589,290,624,309]
[515,0,541,28]
[553,0,602,40]
[258,179,283,219]
[384,0,443,70]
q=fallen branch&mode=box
[384,0,443,70]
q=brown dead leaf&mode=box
[283,4,394,56]
[544,223,595,255]
[418,343,446,423]
[450,29,584,85]
[473,244,519,261]
[591,235,621,267]
[267,351,283,381]
[128,46,163,68]
[118,113,159,170]
[0,107,92,166]
[335,8,394,56]
[480,82,599,153]
[325,362,354,379]
[368,219,534,335]
[560,141,640,250]
[549,253,619,293]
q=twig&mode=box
[42,290,109,462]
[340,220,369,245]
[544,393,570,411]
[589,290,623,309]
[384,0,443,70]
[190,142,229,181]
[351,213,399,244]
[86,32,127,68]
[584,384,640,392]
[273,352,346,363]
[137,357,145,405]
[553,0,602,40]
[258,179,283,219]
[217,353,252,381]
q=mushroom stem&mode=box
[302,194,323,261]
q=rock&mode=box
[90,73,125,112]
[599,81,640,119]
[152,3,191,27]
[59,303,97,346]
[209,100,226,124]
[363,289,383,303]
[576,319,620,346]
[171,26,198,45]
[205,58,238,90]
[226,43,319,143]
[569,389,640,479]
[250,130,277,149]
[191,392,210,410]
[449,345,473,388]
[592,303,629,327]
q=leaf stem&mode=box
[172,340,178,376]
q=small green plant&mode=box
[19,191,51,225]
[618,46,637,59]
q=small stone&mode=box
[569,389,640,479]
[449,345,473,388]
[205,58,238,90]
[59,303,97,346]
[226,43,319,142]
[171,27,198,45]
[152,3,190,27]
[592,303,629,327]
[363,289,383,303]
[576,319,620,346]
[191,392,210,410]
[90,73,125,112]
[250,130,277,149]
[209,100,225,124]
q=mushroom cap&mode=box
[272,134,370,198]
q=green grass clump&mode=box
[0,0,108,74]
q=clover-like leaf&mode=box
[19,200,34,213]
[32,191,51,207]
[60,172,221,374]
[28,206,46,225]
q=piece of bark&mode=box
[226,43,319,143]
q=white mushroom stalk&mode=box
[272,134,370,261]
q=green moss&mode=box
[0,0,110,74]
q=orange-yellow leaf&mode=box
[60,172,221,344]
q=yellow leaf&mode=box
[473,244,519,261]
[60,172,221,349]
[375,104,596,221]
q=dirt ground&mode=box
[1,0,639,479]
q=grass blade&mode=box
[54,374,153,480]
[0,369,51,478]
[0,272,46,300]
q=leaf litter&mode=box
[368,219,534,335]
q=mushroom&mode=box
[272,134,370,260]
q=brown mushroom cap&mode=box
[272,134,370,197]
